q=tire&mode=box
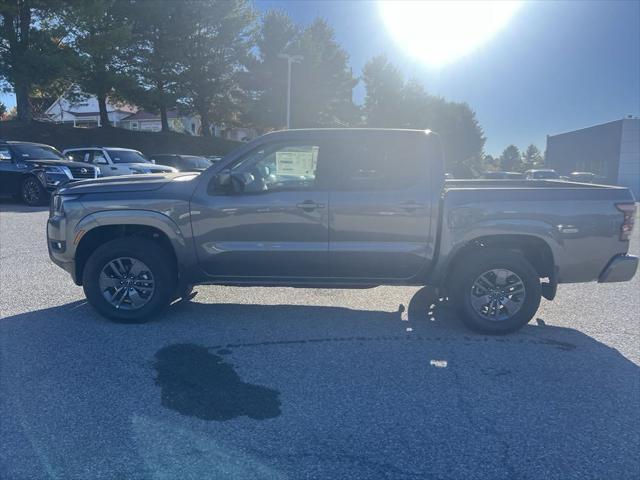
[21,176,48,206]
[82,237,177,323]
[450,248,541,334]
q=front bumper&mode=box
[598,254,639,283]
[47,215,79,284]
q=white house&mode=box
[44,89,136,127]
[119,109,200,135]
[44,87,260,141]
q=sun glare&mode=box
[378,0,522,67]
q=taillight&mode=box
[615,203,636,241]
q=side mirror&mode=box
[95,158,108,165]
[214,170,232,188]
[211,170,256,194]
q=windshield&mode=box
[183,156,212,169]
[10,144,65,161]
[106,149,150,164]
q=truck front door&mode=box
[190,141,330,278]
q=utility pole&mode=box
[278,53,303,129]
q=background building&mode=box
[44,88,136,127]
[545,117,640,198]
[42,87,257,141]
[119,110,200,135]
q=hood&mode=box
[125,163,176,172]
[20,159,93,169]
[58,172,194,195]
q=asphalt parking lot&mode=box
[1,202,639,480]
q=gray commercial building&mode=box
[545,117,640,198]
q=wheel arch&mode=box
[444,234,556,293]
[73,210,188,286]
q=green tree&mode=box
[522,144,543,169]
[482,154,498,172]
[60,0,134,127]
[178,0,255,136]
[0,100,6,117]
[361,55,404,127]
[245,14,357,130]
[499,145,522,171]
[121,0,185,132]
[289,19,358,128]
[242,10,298,129]
[362,55,485,176]
[0,0,71,122]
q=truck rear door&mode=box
[325,132,439,280]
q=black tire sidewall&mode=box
[452,249,541,334]
[21,176,47,206]
[82,238,176,323]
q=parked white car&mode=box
[62,147,177,177]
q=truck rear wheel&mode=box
[82,238,176,323]
[450,248,541,334]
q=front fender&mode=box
[73,209,192,275]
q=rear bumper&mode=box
[598,254,639,283]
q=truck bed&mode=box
[432,178,635,285]
[444,179,627,191]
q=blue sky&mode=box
[254,0,640,155]
[2,0,638,155]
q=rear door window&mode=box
[326,136,427,190]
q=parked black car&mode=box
[0,141,98,205]
[148,154,213,172]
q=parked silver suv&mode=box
[62,147,177,176]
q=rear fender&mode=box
[432,217,563,286]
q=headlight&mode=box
[50,194,63,216]
[44,166,66,174]
[50,194,79,217]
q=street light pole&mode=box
[278,53,303,129]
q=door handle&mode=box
[296,200,325,212]
[399,201,426,212]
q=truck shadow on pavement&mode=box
[1,291,639,479]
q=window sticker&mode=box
[275,148,317,176]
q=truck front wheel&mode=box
[82,238,176,323]
[451,248,541,334]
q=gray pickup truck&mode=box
[47,129,638,333]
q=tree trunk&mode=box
[200,107,211,137]
[97,94,111,127]
[15,82,31,123]
[160,104,169,132]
